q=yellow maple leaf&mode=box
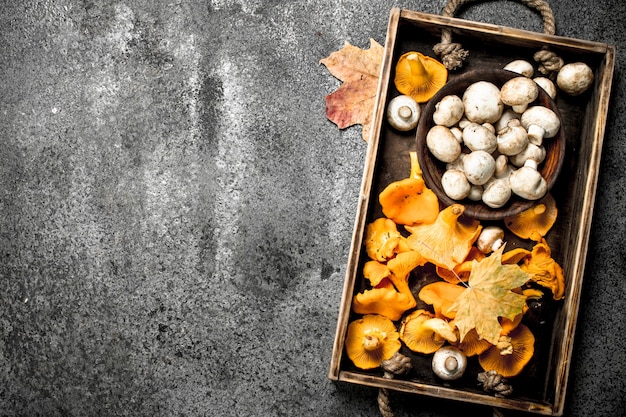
[449,246,532,345]
[320,39,383,142]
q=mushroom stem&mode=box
[444,356,458,372]
[398,105,412,119]
[406,53,428,78]
[363,335,381,351]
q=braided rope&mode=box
[376,353,413,417]
[434,0,560,71]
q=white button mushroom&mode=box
[433,95,464,127]
[467,184,484,201]
[462,81,504,124]
[500,76,539,113]
[533,77,557,99]
[476,226,505,254]
[441,169,471,200]
[509,143,546,167]
[482,177,512,208]
[557,62,594,96]
[462,122,497,153]
[520,106,561,146]
[462,150,496,185]
[494,108,521,133]
[387,95,421,131]
[494,154,513,179]
[503,59,534,77]
[450,126,463,143]
[426,125,462,163]
[432,346,467,381]
[497,119,529,156]
[509,159,547,200]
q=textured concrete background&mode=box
[0,1,623,416]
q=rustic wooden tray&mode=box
[329,8,615,416]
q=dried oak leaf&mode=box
[449,246,532,346]
[320,39,383,142]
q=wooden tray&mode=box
[329,8,615,416]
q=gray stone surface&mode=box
[0,1,624,416]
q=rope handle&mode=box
[433,0,563,76]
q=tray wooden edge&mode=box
[329,8,617,416]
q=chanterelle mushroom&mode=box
[500,76,539,113]
[478,323,535,377]
[504,193,558,241]
[379,152,440,226]
[394,52,448,103]
[520,106,560,146]
[462,81,504,124]
[400,310,457,354]
[345,315,401,370]
[387,95,420,131]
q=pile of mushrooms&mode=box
[426,76,561,208]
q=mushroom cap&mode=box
[352,285,416,321]
[504,193,558,240]
[362,260,391,287]
[454,328,492,356]
[503,60,534,77]
[557,62,594,96]
[476,226,505,254]
[521,238,565,300]
[400,310,457,354]
[432,346,468,380]
[521,106,561,139]
[426,125,462,163]
[345,315,402,370]
[462,122,497,153]
[441,169,471,200]
[482,178,512,209]
[418,281,466,319]
[509,143,546,167]
[533,77,557,99]
[478,323,535,377]
[509,163,547,200]
[462,81,504,124]
[394,52,448,103]
[364,218,404,262]
[379,177,440,227]
[435,246,485,284]
[497,119,529,156]
[433,94,464,127]
[494,108,521,133]
[462,150,496,186]
[387,95,421,131]
[500,77,539,113]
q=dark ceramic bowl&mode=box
[415,69,565,221]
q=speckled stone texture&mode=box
[0,1,624,416]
